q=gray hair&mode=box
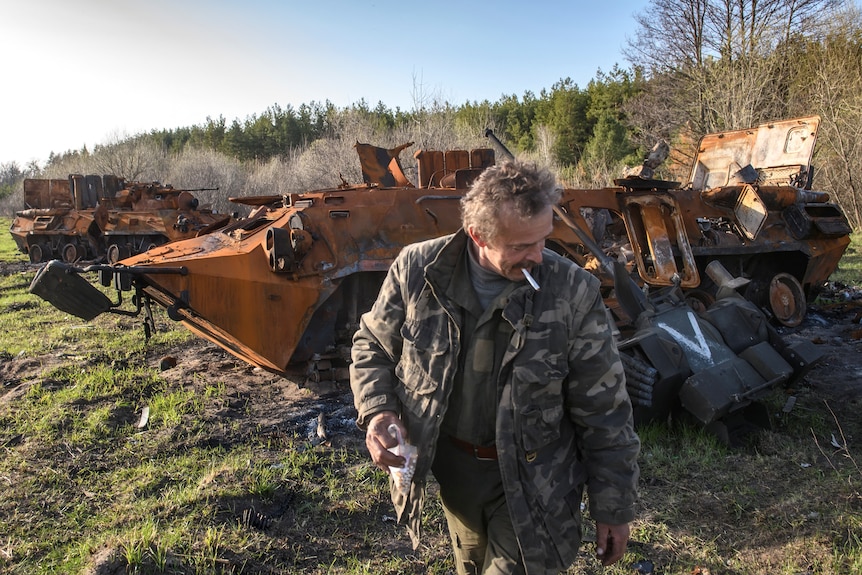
[461,159,560,241]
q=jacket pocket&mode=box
[517,402,563,452]
[394,317,448,416]
[512,360,567,452]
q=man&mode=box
[350,159,640,575]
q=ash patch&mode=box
[153,338,363,449]
[772,294,862,441]
[281,393,360,444]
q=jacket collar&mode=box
[424,229,538,328]
[424,229,470,296]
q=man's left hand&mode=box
[595,522,630,566]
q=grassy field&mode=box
[1,217,861,574]
[827,232,862,287]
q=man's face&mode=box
[467,204,553,281]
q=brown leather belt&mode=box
[449,436,498,460]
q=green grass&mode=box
[828,231,862,286]
[630,420,862,575]
[0,216,27,262]
[0,355,443,574]
[0,237,191,359]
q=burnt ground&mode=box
[151,340,363,449]
[102,287,862,441]
[779,286,862,418]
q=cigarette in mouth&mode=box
[521,268,540,291]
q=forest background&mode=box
[3,0,862,229]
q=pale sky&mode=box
[0,0,649,168]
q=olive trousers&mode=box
[431,437,526,575]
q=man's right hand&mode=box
[365,411,407,472]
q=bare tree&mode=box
[625,0,843,138]
[41,154,98,180]
[91,131,168,181]
[626,0,711,72]
[407,73,467,153]
[801,5,862,229]
[533,124,558,167]
[166,148,247,215]
[291,137,364,190]
[244,150,305,198]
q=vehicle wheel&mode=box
[28,243,43,263]
[768,273,806,327]
[684,289,715,313]
[61,243,78,263]
[107,244,119,263]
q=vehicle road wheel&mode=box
[61,243,78,263]
[107,243,131,263]
[684,289,715,313]
[28,243,44,263]
[769,273,806,327]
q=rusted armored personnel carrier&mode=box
[29,116,851,439]
[9,174,233,263]
[554,115,851,328]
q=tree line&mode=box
[3,0,861,228]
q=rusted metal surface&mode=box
[28,118,853,438]
[117,181,468,372]
[9,175,233,263]
[10,178,95,263]
[544,116,850,326]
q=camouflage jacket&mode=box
[350,230,640,575]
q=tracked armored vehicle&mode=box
[9,174,233,263]
[29,116,851,439]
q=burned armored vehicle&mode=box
[9,174,233,263]
[523,115,850,329]
[29,116,851,439]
